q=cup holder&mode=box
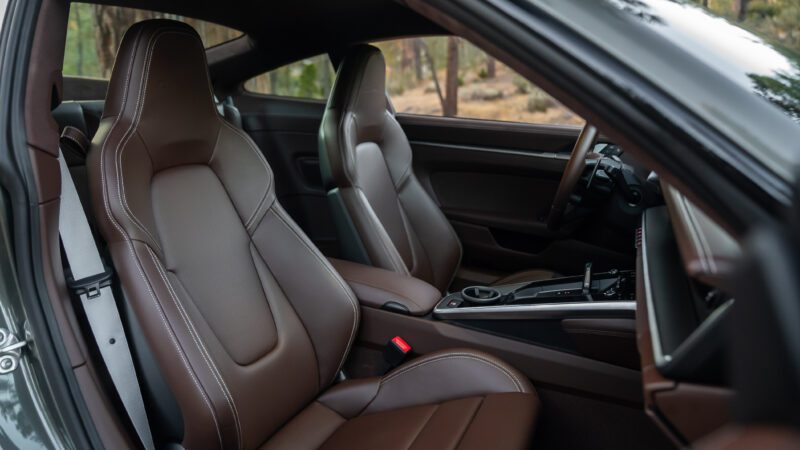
[461,286,502,305]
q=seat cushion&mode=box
[319,393,537,450]
[264,349,540,449]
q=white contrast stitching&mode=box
[217,120,274,232]
[98,26,226,449]
[113,31,178,254]
[353,187,410,275]
[270,206,359,381]
[125,241,223,447]
[144,247,242,449]
[381,353,525,392]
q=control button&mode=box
[447,299,462,308]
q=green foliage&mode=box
[513,76,531,94]
[748,3,781,19]
[63,3,101,77]
[478,68,489,79]
[388,84,405,96]
[297,63,321,98]
[702,0,800,54]
[527,90,555,113]
[751,71,800,120]
[467,88,503,101]
[64,3,241,78]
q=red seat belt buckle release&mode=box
[384,336,412,369]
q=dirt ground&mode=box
[390,63,584,126]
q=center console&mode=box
[330,255,641,372]
[434,264,636,320]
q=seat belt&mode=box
[57,145,155,450]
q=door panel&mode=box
[233,93,633,277]
[234,94,340,256]
[399,114,633,278]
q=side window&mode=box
[373,37,584,126]
[244,55,335,100]
[64,3,242,79]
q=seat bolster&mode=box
[277,349,538,449]
[261,402,345,450]
[368,348,534,415]
[319,348,534,419]
[456,393,540,450]
[317,377,381,419]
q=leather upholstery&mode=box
[320,45,462,293]
[88,21,359,448]
[320,45,556,292]
[329,257,441,316]
[265,349,539,449]
[88,21,538,449]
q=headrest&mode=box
[327,44,387,142]
[101,20,220,171]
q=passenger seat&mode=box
[87,20,539,449]
[319,45,557,292]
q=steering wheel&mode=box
[546,123,598,230]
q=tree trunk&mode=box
[94,6,117,78]
[486,55,496,79]
[737,0,749,21]
[400,40,412,71]
[420,40,446,114]
[94,5,143,78]
[269,72,279,94]
[443,37,459,117]
[75,6,84,75]
[412,38,423,82]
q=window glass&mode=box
[695,0,799,54]
[64,3,243,79]
[244,55,335,100]
[373,37,584,126]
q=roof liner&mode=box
[91,0,445,91]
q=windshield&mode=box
[636,0,800,122]
[530,0,800,185]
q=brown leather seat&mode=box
[319,45,556,293]
[88,20,539,449]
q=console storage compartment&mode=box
[432,267,638,367]
[435,269,636,320]
[328,258,441,316]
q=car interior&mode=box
[15,0,778,448]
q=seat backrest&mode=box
[319,45,462,293]
[87,20,359,449]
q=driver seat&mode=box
[320,45,557,292]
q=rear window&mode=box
[64,3,242,79]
